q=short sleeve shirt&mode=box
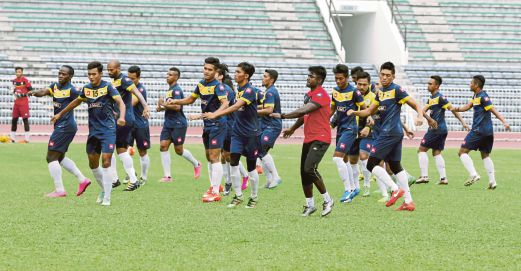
[304,86,332,144]
[79,80,120,137]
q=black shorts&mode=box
[300,140,330,185]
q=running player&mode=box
[348,62,426,211]
[257,69,283,189]
[169,57,229,202]
[107,60,150,191]
[28,65,91,197]
[416,76,470,185]
[157,67,201,183]
[10,67,33,143]
[51,61,126,206]
[204,62,260,208]
[451,75,510,189]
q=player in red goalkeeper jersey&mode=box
[11,67,33,143]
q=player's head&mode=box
[87,61,103,85]
[307,66,326,88]
[428,75,442,92]
[471,75,485,91]
[167,67,180,85]
[333,64,349,89]
[235,62,255,85]
[262,69,278,88]
[107,60,121,79]
[203,57,220,82]
[58,65,74,85]
[15,67,23,78]
[350,66,364,82]
[216,63,234,90]
[127,65,141,86]
[356,71,371,94]
[379,61,395,87]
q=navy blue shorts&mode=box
[223,125,232,152]
[160,126,187,146]
[359,137,373,153]
[116,124,133,149]
[348,138,362,155]
[202,125,226,150]
[129,126,151,150]
[335,129,358,154]
[48,129,77,153]
[462,131,494,153]
[86,133,116,154]
[231,133,260,160]
[421,131,447,151]
[258,128,281,157]
[370,134,403,162]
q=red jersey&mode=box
[12,76,32,105]
[303,85,331,144]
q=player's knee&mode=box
[138,149,147,157]
[388,161,403,175]
[366,156,380,172]
[174,146,183,156]
[246,159,256,172]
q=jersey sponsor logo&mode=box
[144,140,148,147]
[377,105,387,112]
[53,102,62,108]
[378,89,395,101]
[177,137,182,143]
[484,97,490,102]
[356,90,361,96]
[336,106,347,112]
[245,88,252,94]
[84,87,108,98]
[428,97,440,106]
[174,91,180,95]
[88,102,103,108]
[219,85,224,90]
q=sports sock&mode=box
[24,132,30,142]
[333,157,350,191]
[350,163,360,189]
[418,151,429,177]
[91,167,104,188]
[483,157,496,185]
[207,162,212,179]
[210,162,223,194]
[248,170,259,198]
[48,161,64,192]
[160,151,171,177]
[238,161,248,178]
[181,149,199,167]
[371,165,398,191]
[396,170,412,203]
[376,177,388,197]
[346,161,354,190]
[230,165,243,197]
[261,154,280,180]
[460,153,478,177]
[321,191,332,203]
[10,131,16,141]
[110,154,118,183]
[434,154,446,180]
[60,157,86,182]
[360,159,371,187]
[306,197,315,208]
[118,152,138,184]
[223,162,231,184]
[263,162,273,185]
[102,167,113,201]
[140,154,150,180]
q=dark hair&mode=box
[430,75,442,86]
[62,65,75,77]
[264,69,278,83]
[332,64,349,77]
[308,66,327,85]
[204,57,220,68]
[473,75,485,89]
[237,62,255,81]
[128,65,141,77]
[87,61,103,73]
[169,67,181,78]
[217,63,234,90]
[15,67,23,72]
[357,71,371,83]
[380,61,395,75]
[351,66,364,76]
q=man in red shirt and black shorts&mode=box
[272,66,334,217]
[11,67,33,143]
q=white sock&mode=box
[24,132,30,142]
[248,169,259,198]
[321,191,331,203]
[261,154,280,180]
[372,165,398,191]
[333,157,350,191]
[48,161,64,192]
[160,151,171,177]
[140,154,150,180]
[263,162,273,184]
[346,161,354,191]
[210,162,223,194]
[118,152,138,184]
[306,197,315,208]
[207,162,212,180]
[418,151,429,177]
[396,170,413,203]
[376,177,388,197]
[256,158,262,166]
[110,154,118,182]
[102,167,113,201]
[460,153,478,177]
[483,157,496,185]
[350,163,360,189]
[10,131,16,141]
[238,161,248,178]
[181,149,199,167]
[223,162,231,184]
[60,157,86,182]
[360,159,371,187]
[230,165,243,197]
[434,154,446,180]
[91,167,104,188]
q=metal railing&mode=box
[386,0,408,50]
[324,0,344,56]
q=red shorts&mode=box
[12,103,30,118]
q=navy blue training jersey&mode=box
[471,91,494,135]
[133,82,149,129]
[234,82,259,137]
[260,85,282,130]
[191,79,227,127]
[164,84,187,128]
[79,80,120,137]
[373,83,410,136]
[426,91,451,134]
[111,73,136,125]
[48,82,79,132]
[331,84,365,131]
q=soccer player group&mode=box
[29,58,511,215]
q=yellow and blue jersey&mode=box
[223,83,236,127]
[47,82,79,132]
[234,82,259,137]
[372,83,410,136]
[425,91,451,134]
[331,84,365,131]
[471,91,494,135]
[357,90,376,134]
[79,80,120,136]
[191,79,227,127]
[112,73,136,125]
[164,84,187,128]
[133,82,148,129]
[259,85,282,130]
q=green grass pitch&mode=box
[0,143,520,270]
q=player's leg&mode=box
[459,131,480,186]
[301,142,317,216]
[347,154,361,201]
[221,149,233,195]
[244,136,260,208]
[173,126,201,179]
[304,141,333,216]
[10,116,18,142]
[432,149,447,185]
[115,125,140,191]
[388,160,415,211]
[206,126,224,197]
[238,160,249,190]
[45,150,67,197]
[22,117,30,143]
[358,138,373,196]
[100,152,114,205]
[366,136,401,203]
[480,135,496,189]
[333,131,353,202]
[134,126,151,184]
[86,136,106,204]
[227,152,244,207]
[159,127,174,182]
[417,142,430,184]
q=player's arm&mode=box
[28,87,51,97]
[159,97,182,112]
[347,102,377,118]
[444,103,470,131]
[451,101,473,113]
[170,95,196,106]
[203,98,236,120]
[271,102,320,119]
[402,122,415,139]
[131,94,139,107]
[283,117,304,138]
[51,97,83,123]
[404,97,430,127]
[257,104,274,116]
[490,107,511,131]
[113,95,126,126]
[129,85,149,119]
